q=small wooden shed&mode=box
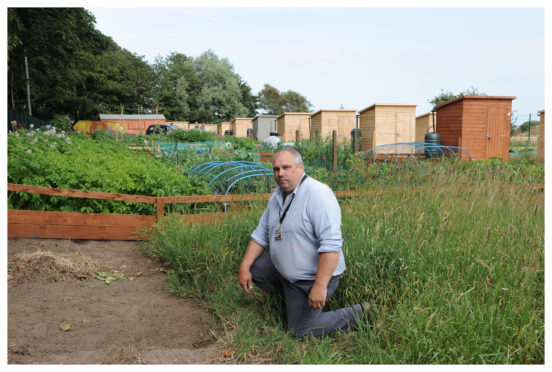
[415,113,436,143]
[218,122,231,136]
[536,110,545,164]
[252,115,279,141]
[358,104,417,152]
[277,112,311,142]
[434,96,515,161]
[231,118,253,138]
[99,114,166,135]
[310,110,356,143]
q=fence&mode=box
[8,108,51,131]
[7,183,544,241]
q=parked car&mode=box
[145,124,179,135]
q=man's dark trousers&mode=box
[250,253,364,338]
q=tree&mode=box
[517,120,540,133]
[429,86,486,107]
[152,52,199,121]
[7,8,154,121]
[257,84,312,115]
[192,50,250,123]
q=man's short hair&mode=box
[273,147,303,165]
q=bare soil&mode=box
[7,238,227,364]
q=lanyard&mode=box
[279,174,308,225]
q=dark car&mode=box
[145,124,180,135]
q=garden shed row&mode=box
[76,95,522,163]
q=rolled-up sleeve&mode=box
[251,206,270,248]
[308,187,343,253]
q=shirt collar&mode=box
[277,172,307,202]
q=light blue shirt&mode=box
[251,174,345,282]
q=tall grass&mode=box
[141,161,543,364]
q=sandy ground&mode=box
[7,238,227,364]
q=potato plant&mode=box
[8,127,211,214]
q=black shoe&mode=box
[360,299,376,325]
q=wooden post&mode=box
[333,130,337,172]
[24,54,32,116]
[296,130,300,148]
[156,198,165,221]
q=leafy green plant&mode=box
[8,127,211,214]
[168,129,218,143]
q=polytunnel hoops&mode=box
[364,142,473,165]
[183,161,274,195]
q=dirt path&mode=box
[7,238,226,364]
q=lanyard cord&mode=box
[279,174,308,225]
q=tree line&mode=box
[8,8,313,123]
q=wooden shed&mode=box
[415,112,436,142]
[358,104,417,152]
[252,115,279,141]
[231,118,253,138]
[277,112,311,142]
[310,110,356,143]
[434,96,515,161]
[99,114,166,135]
[536,110,545,164]
[218,122,231,136]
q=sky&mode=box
[81,2,548,123]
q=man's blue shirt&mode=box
[251,174,345,282]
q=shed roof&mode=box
[416,112,433,119]
[277,112,312,119]
[358,103,417,114]
[99,114,166,120]
[433,96,516,110]
[311,109,357,116]
[252,114,280,120]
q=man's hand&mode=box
[238,240,264,295]
[308,283,328,310]
[238,265,253,294]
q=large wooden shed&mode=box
[310,110,356,143]
[252,115,279,141]
[277,112,311,142]
[536,110,545,164]
[415,112,436,142]
[231,118,253,138]
[434,96,515,161]
[358,104,417,152]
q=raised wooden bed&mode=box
[8,183,543,241]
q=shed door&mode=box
[486,108,509,159]
[396,113,415,153]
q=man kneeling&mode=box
[238,148,374,338]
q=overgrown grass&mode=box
[141,161,543,364]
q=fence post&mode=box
[156,198,165,221]
[333,130,337,172]
[296,130,300,149]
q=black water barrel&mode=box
[224,129,233,136]
[424,132,441,158]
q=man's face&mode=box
[272,151,305,194]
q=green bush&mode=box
[168,129,217,143]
